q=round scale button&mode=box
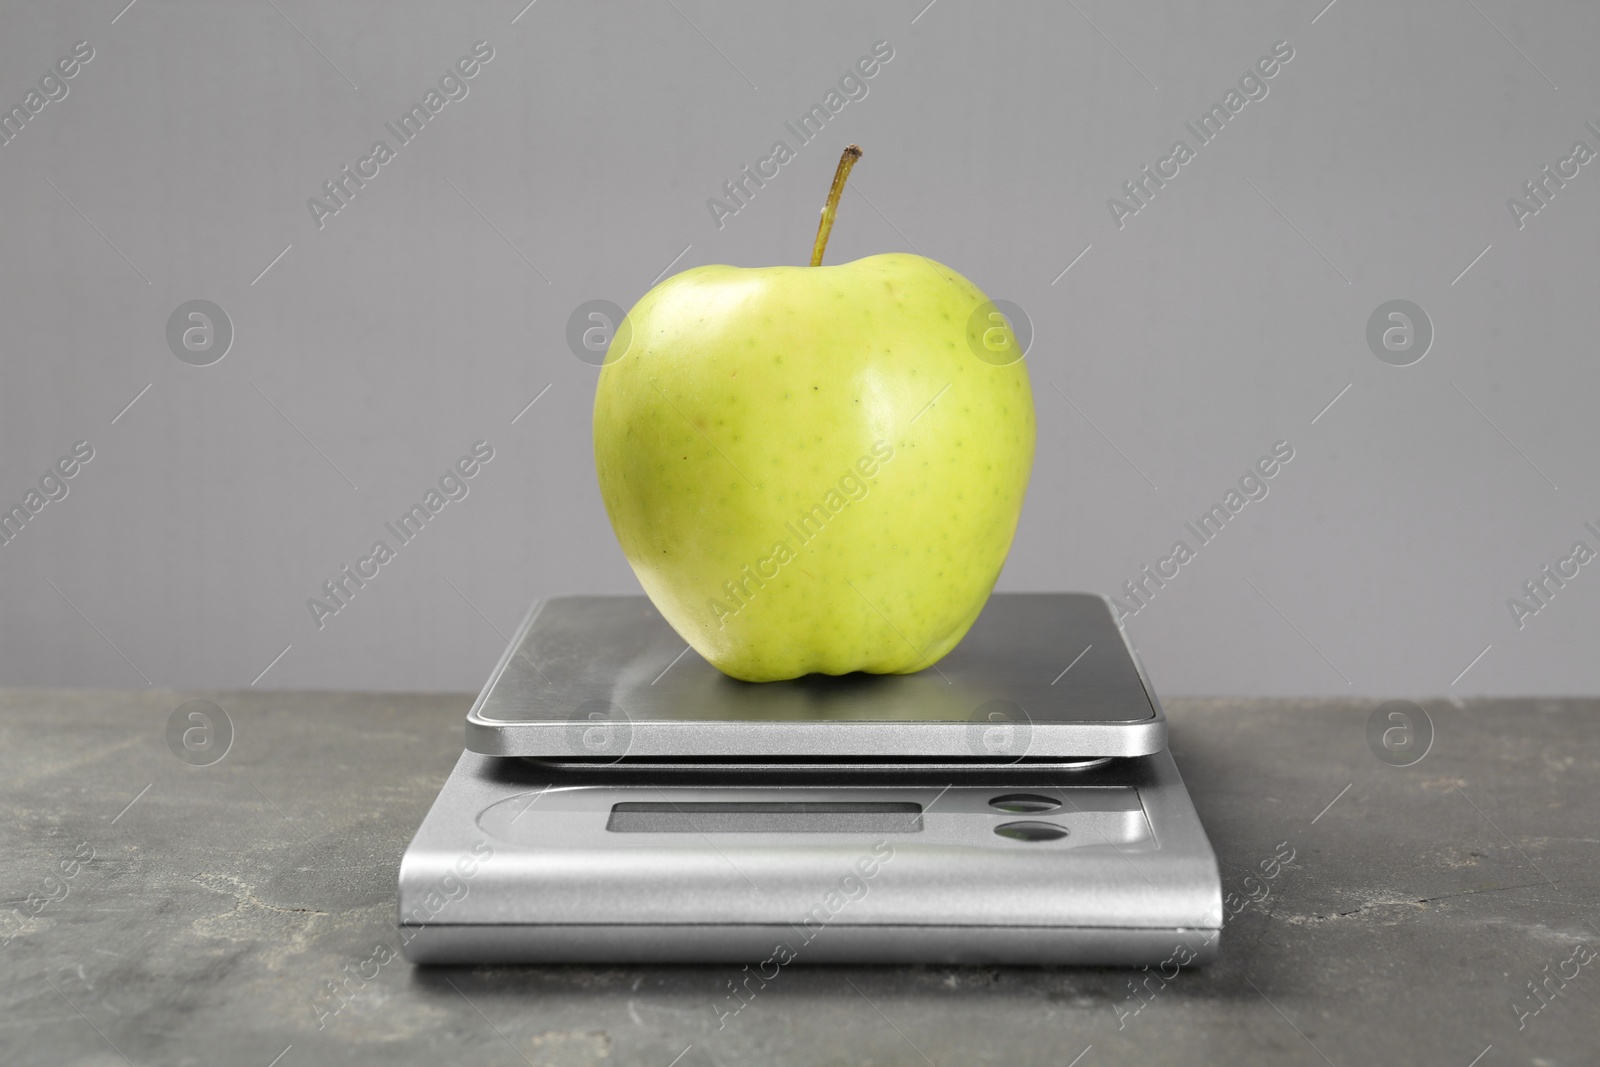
[994,821,1070,842]
[988,793,1060,814]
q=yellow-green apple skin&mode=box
[593,252,1035,683]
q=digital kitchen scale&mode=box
[399,593,1222,965]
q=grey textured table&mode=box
[2,691,1595,1067]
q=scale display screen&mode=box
[606,801,924,833]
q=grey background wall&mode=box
[2,0,1596,697]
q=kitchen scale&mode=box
[399,593,1222,965]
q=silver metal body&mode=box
[401,594,1222,965]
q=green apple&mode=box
[592,147,1034,682]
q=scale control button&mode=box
[994,821,1070,842]
[989,793,1060,813]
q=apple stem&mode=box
[810,144,862,267]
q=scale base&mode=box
[401,922,1217,968]
[399,749,1222,967]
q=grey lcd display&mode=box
[606,801,923,833]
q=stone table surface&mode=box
[1,690,1596,1067]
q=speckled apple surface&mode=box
[593,252,1036,682]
